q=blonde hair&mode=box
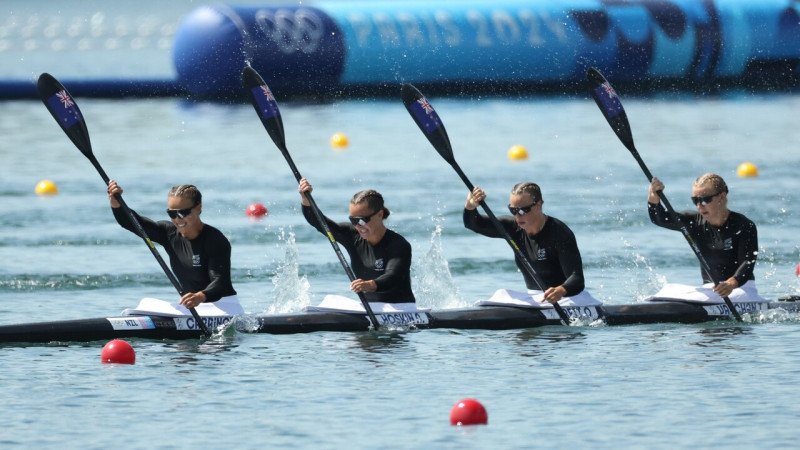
[168,184,202,205]
[693,173,728,195]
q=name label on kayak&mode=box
[376,312,429,326]
[107,316,233,331]
[175,316,234,331]
[107,316,157,330]
[703,302,767,316]
[541,306,601,321]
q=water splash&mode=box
[412,224,461,309]
[266,229,310,314]
[618,237,667,302]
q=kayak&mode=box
[1,296,798,344]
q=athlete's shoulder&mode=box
[547,216,576,234]
[201,224,231,243]
[385,228,412,246]
[729,211,757,229]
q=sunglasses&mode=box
[166,204,196,219]
[690,192,721,206]
[508,201,538,216]
[348,209,380,226]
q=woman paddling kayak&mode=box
[298,178,416,303]
[464,182,598,306]
[107,181,238,310]
[648,173,760,299]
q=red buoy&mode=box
[450,398,488,426]
[101,339,136,364]
[796,262,799,277]
[245,203,268,219]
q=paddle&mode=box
[37,73,213,336]
[586,67,743,322]
[241,65,382,331]
[400,83,572,325]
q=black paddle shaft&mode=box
[400,83,573,325]
[37,73,213,336]
[242,65,382,330]
[586,67,742,322]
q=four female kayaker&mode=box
[105,172,761,309]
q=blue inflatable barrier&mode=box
[173,0,800,98]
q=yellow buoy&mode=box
[508,144,528,161]
[736,162,758,177]
[35,179,58,195]
[330,132,349,149]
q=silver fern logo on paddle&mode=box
[374,258,385,271]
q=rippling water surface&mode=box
[2,90,800,448]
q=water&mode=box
[4,2,800,448]
[3,88,800,448]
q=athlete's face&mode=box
[509,193,541,229]
[167,195,202,239]
[691,182,726,222]
[349,201,382,240]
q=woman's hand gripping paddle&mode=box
[242,65,382,331]
[586,67,742,322]
[401,83,572,325]
[37,73,213,336]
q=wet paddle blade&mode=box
[586,68,636,154]
[401,83,455,165]
[242,65,287,152]
[37,73,93,158]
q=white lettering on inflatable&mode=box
[396,12,426,47]
[376,312,430,326]
[374,12,401,47]
[492,10,521,44]
[435,11,461,46]
[419,13,441,46]
[348,12,372,47]
[518,10,545,46]
[466,11,493,47]
[343,9,570,50]
[254,8,325,55]
[540,9,568,43]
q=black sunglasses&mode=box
[348,209,380,226]
[508,201,538,216]
[690,192,721,206]
[166,204,196,219]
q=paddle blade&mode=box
[242,65,287,152]
[37,73,93,157]
[401,83,455,164]
[586,68,636,153]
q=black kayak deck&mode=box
[1,297,799,344]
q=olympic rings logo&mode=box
[254,8,326,55]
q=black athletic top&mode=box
[112,208,236,302]
[463,209,586,296]
[302,205,416,303]
[648,203,758,286]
